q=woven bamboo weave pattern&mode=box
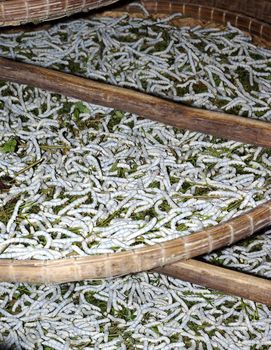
[137,0,271,41]
[0,0,118,25]
[181,0,271,24]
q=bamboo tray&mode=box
[0,1,271,290]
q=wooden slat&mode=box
[155,259,271,305]
[1,57,271,148]
[0,0,119,26]
[0,197,269,283]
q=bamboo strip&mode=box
[0,159,269,282]
[155,259,271,305]
[1,57,271,148]
[0,0,119,26]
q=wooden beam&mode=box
[155,259,271,305]
[1,57,271,148]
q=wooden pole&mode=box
[1,57,271,148]
[155,259,271,305]
[0,200,269,283]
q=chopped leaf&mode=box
[74,101,89,113]
[0,138,18,153]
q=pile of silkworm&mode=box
[0,10,270,350]
[204,229,271,277]
[0,81,271,258]
[1,12,271,120]
[1,266,271,350]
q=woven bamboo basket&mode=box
[0,0,271,287]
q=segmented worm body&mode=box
[0,0,271,44]
[0,2,271,283]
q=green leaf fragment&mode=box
[74,101,89,114]
[0,138,18,153]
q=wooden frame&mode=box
[155,259,271,305]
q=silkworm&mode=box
[0,11,271,350]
